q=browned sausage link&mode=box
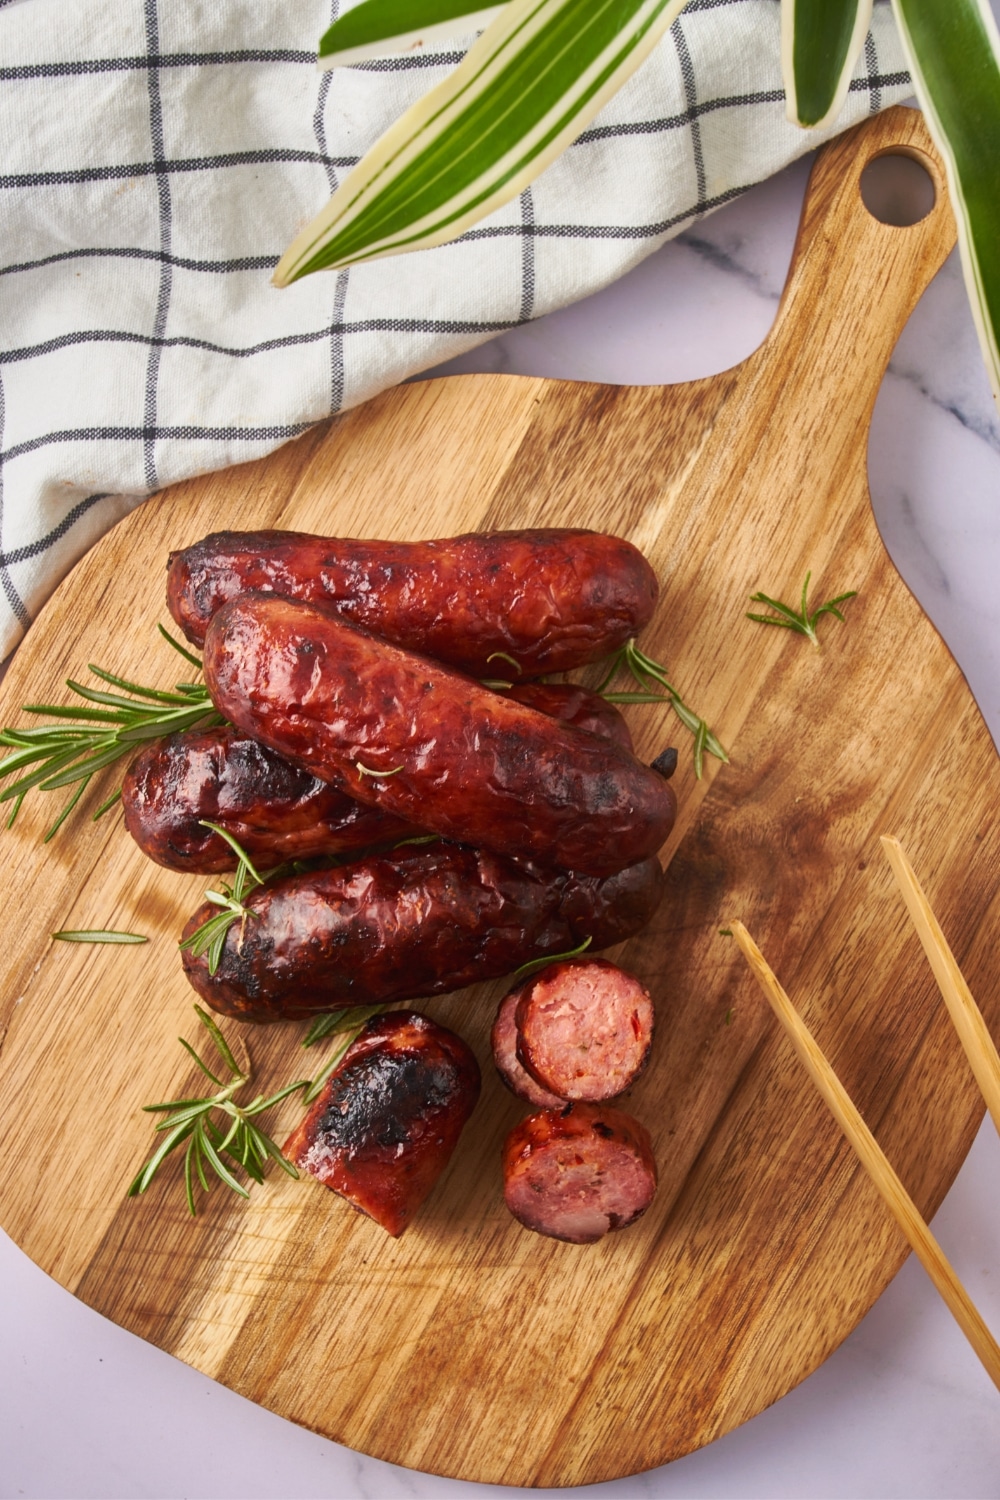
[121,688,632,874]
[284,1011,481,1238]
[166,527,659,675]
[502,1102,657,1243]
[513,958,654,1102]
[505,682,633,752]
[491,989,565,1108]
[204,597,675,877]
[121,726,420,873]
[180,843,665,1023]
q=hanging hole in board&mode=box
[859,151,936,227]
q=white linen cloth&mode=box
[0,0,911,663]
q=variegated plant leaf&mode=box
[781,0,873,128]
[891,0,1000,408]
[319,0,505,69]
[275,0,689,285]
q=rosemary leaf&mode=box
[158,623,204,669]
[512,934,592,982]
[0,630,221,838]
[51,928,149,944]
[595,638,727,779]
[746,572,858,647]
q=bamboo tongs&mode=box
[730,835,1000,1391]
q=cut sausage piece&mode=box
[181,841,665,1023]
[284,1011,480,1237]
[503,1103,657,1243]
[203,596,676,877]
[166,527,659,675]
[491,990,564,1108]
[513,958,654,1102]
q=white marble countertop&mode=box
[3,124,1000,1500]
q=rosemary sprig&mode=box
[128,1005,308,1216]
[512,935,592,983]
[594,639,727,780]
[746,573,858,648]
[178,823,270,976]
[52,929,148,944]
[301,1004,389,1104]
[0,626,223,841]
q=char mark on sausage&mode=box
[284,1010,481,1237]
[180,842,665,1023]
[167,527,659,676]
[502,1102,657,1243]
[122,726,419,872]
[203,596,675,877]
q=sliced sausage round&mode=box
[491,990,564,1108]
[502,1103,657,1244]
[513,958,654,1102]
[284,1010,481,1237]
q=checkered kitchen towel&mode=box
[0,0,910,663]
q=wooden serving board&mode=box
[1,108,998,1487]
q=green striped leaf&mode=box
[319,1,505,68]
[891,0,1000,408]
[781,0,873,128]
[275,0,689,285]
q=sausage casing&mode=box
[180,842,665,1023]
[121,686,631,874]
[204,596,675,877]
[121,726,417,873]
[491,989,565,1108]
[502,1102,657,1243]
[167,527,659,675]
[284,1010,481,1237]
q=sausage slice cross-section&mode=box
[513,958,654,1102]
[502,1102,657,1243]
[491,990,565,1109]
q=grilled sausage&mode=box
[491,990,565,1108]
[121,687,632,874]
[203,596,676,877]
[167,527,659,675]
[513,958,654,1102]
[507,682,633,752]
[284,1011,480,1237]
[180,842,665,1023]
[503,1103,657,1243]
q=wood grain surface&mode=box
[2,109,999,1487]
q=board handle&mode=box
[750,106,956,421]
